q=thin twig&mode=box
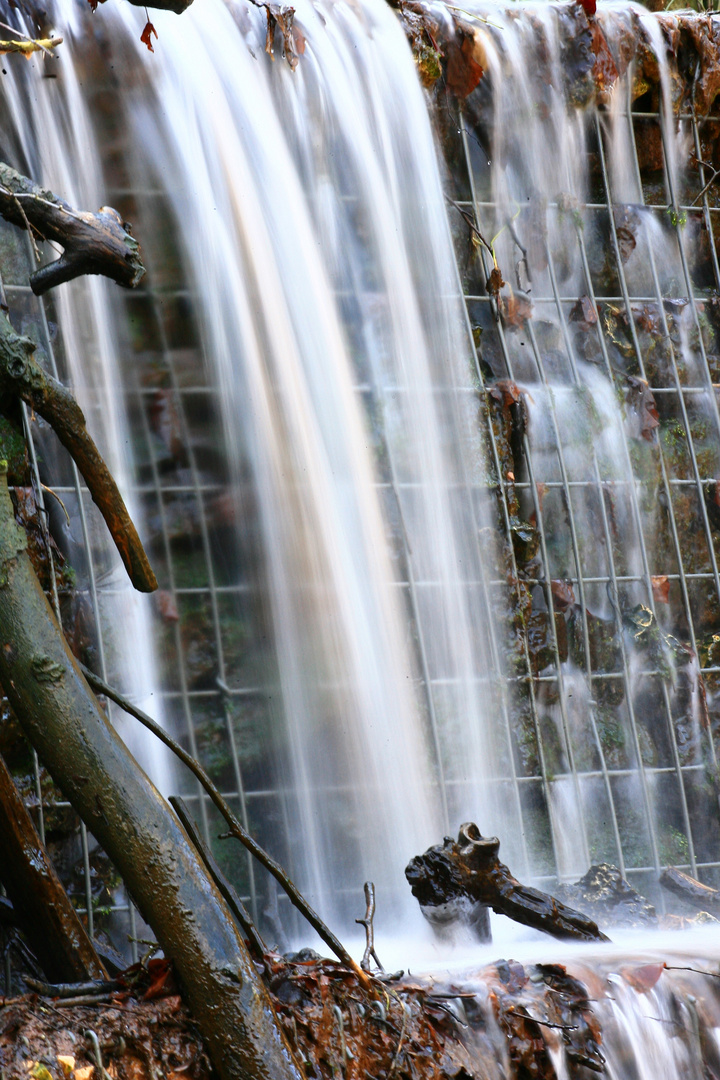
[79,663,370,990]
[355,882,383,973]
[170,795,266,960]
[0,185,40,261]
[445,194,496,263]
[387,1002,409,1079]
[691,156,720,206]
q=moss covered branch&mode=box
[0,308,156,592]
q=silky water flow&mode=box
[2,0,720,1019]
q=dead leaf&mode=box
[501,292,533,328]
[486,266,506,300]
[625,376,659,441]
[143,958,177,1001]
[551,579,576,613]
[616,225,636,263]
[445,22,484,98]
[651,575,670,604]
[576,0,596,14]
[140,21,158,52]
[569,295,597,327]
[265,4,300,71]
[622,963,665,993]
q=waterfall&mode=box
[0,0,718,956]
[85,0,527,929]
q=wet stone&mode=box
[555,863,657,928]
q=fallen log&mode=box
[660,866,720,915]
[0,309,157,592]
[0,750,107,983]
[406,823,610,944]
[0,465,302,1080]
[0,163,144,295]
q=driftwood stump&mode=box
[406,823,610,944]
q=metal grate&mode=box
[449,76,720,901]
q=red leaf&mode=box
[651,576,670,605]
[576,0,596,15]
[141,20,158,52]
[143,957,176,1000]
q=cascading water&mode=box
[97,0,526,927]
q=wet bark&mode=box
[660,866,720,915]
[0,163,144,295]
[0,466,302,1080]
[0,750,107,983]
[406,823,610,944]
[0,310,156,592]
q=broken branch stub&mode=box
[0,465,302,1080]
[0,309,156,592]
[0,163,144,295]
[405,823,610,944]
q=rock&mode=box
[555,864,657,928]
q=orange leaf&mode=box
[651,575,670,604]
[141,21,158,53]
[623,963,665,993]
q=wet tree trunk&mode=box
[0,466,302,1080]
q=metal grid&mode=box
[450,80,720,900]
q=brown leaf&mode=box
[551,579,576,613]
[569,294,597,327]
[625,376,659,441]
[486,265,506,300]
[616,224,637,264]
[265,5,300,71]
[622,963,665,993]
[651,575,670,604]
[501,293,533,328]
[536,482,549,510]
[445,22,484,98]
[140,21,158,52]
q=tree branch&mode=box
[0,309,157,592]
[0,163,144,296]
